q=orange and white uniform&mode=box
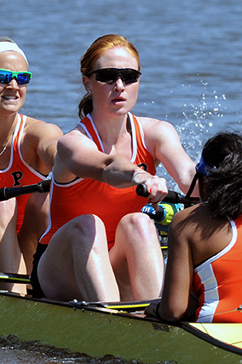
[0,114,46,234]
[40,113,156,249]
[192,215,242,322]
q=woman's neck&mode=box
[90,112,132,157]
[0,112,18,140]
[91,112,130,142]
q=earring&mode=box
[88,90,92,94]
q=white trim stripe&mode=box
[128,113,137,163]
[195,219,238,322]
[18,115,46,180]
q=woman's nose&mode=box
[6,78,19,88]
[114,77,125,90]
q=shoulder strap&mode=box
[79,115,104,152]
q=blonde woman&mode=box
[0,37,63,292]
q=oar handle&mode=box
[141,204,166,221]
[136,183,200,206]
[0,179,51,201]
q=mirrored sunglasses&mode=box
[87,68,141,85]
[0,69,32,85]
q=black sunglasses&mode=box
[87,68,141,85]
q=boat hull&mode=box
[0,292,242,364]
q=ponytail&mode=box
[78,93,93,119]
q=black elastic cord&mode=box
[185,173,199,199]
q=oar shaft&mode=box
[0,181,51,285]
[0,272,30,284]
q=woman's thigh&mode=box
[37,214,117,301]
[109,212,163,300]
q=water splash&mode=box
[157,82,228,191]
[177,82,227,159]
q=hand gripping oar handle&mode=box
[136,183,200,206]
[0,179,51,201]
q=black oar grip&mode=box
[136,183,150,197]
[136,183,181,202]
[0,179,51,201]
[136,183,200,206]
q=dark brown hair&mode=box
[200,131,242,219]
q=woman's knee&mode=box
[119,212,153,232]
[65,214,107,252]
[70,214,104,236]
[117,212,159,250]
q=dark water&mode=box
[1,0,242,362]
[0,335,151,364]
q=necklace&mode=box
[0,129,15,157]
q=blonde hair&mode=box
[79,34,140,119]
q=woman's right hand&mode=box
[134,174,168,211]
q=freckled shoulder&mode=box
[24,116,63,137]
[136,116,176,132]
